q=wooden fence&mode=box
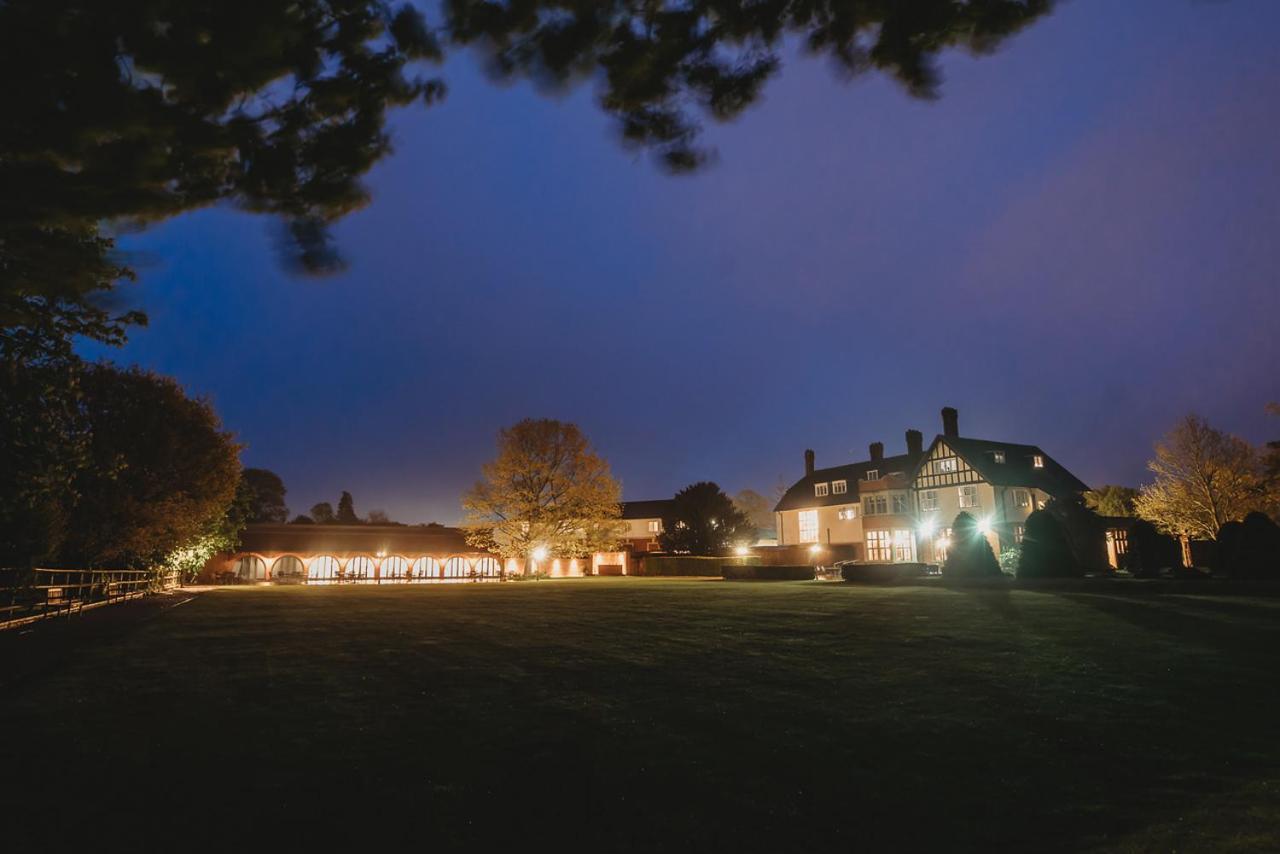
[0,567,179,630]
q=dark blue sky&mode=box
[91,0,1280,524]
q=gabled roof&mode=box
[774,452,923,512]
[921,436,1089,497]
[620,499,673,520]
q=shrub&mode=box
[636,555,758,576]
[1045,495,1108,570]
[1126,520,1181,577]
[722,564,814,581]
[840,562,927,583]
[998,547,1021,576]
[1219,513,1280,579]
[1016,510,1080,578]
[941,512,1002,578]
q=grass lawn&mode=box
[2,579,1278,851]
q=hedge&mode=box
[841,562,928,583]
[635,555,759,577]
[721,564,814,581]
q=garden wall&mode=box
[634,555,759,577]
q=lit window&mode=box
[1037,498,1047,510]
[892,529,914,562]
[933,527,954,562]
[937,458,958,474]
[837,507,859,521]
[958,485,978,509]
[1012,489,1030,508]
[863,496,888,516]
[1033,455,1044,469]
[892,495,909,514]
[865,469,879,481]
[832,480,847,495]
[1014,524,1025,544]
[993,451,1006,464]
[1111,529,1129,555]
[798,510,819,543]
[815,482,829,497]
[919,490,938,511]
[647,519,661,533]
[866,530,891,561]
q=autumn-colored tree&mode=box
[1134,414,1266,550]
[463,419,623,567]
[1265,403,1280,519]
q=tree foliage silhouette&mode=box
[336,491,360,524]
[242,468,289,523]
[659,481,753,555]
[1,0,1053,342]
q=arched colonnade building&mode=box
[200,524,606,584]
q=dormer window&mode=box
[865,469,879,481]
[1033,455,1044,469]
[993,451,1006,464]
[814,482,829,497]
[832,480,847,494]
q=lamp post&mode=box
[530,545,548,579]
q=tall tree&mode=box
[1134,414,1266,546]
[242,468,289,523]
[161,474,255,582]
[1084,485,1139,517]
[733,488,774,530]
[59,364,242,569]
[659,482,753,555]
[310,502,336,525]
[462,418,623,564]
[336,491,359,524]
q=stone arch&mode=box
[234,555,267,581]
[345,555,376,580]
[411,556,441,580]
[380,555,409,580]
[442,556,471,578]
[270,555,306,582]
[308,555,340,581]
[473,557,501,578]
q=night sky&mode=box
[87,0,1280,524]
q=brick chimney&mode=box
[941,407,959,438]
[869,441,884,462]
[804,449,815,476]
[906,429,923,455]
